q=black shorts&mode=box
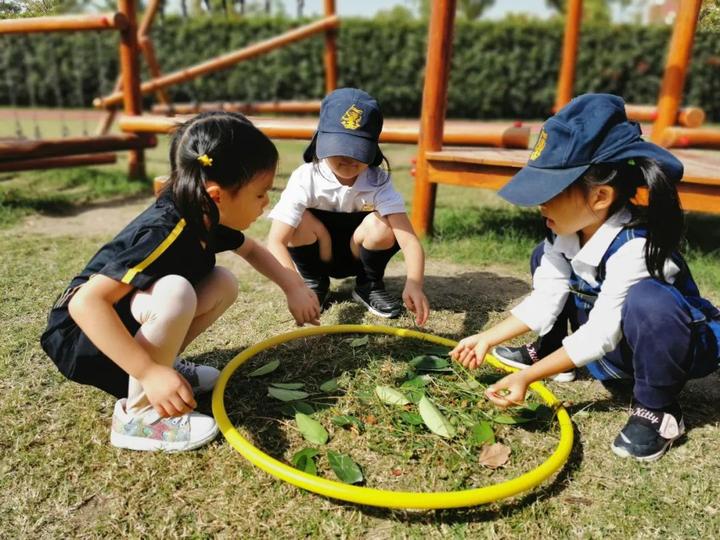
[309,208,371,278]
[40,285,139,398]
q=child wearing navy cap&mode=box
[450,94,720,461]
[268,88,430,324]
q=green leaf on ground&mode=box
[404,387,426,404]
[399,411,424,426]
[295,413,329,445]
[400,374,431,388]
[470,421,495,445]
[493,414,533,425]
[418,396,456,438]
[268,387,310,402]
[269,382,305,390]
[349,336,369,348]
[319,378,339,392]
[279,401,315,416]
[248,359,280,377]
[327,450,364,484]
[291,448,319,475]
[408,355,453,372]
[375,386,411,405]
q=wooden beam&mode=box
[95,15,340,108]
[0,13,127,34]
[625,104,705,127]
[0,153,116,172]
[651,0,702,143]
[0,134,156,161]
[410,0,457,237]
[323,0,338,94]
[118,0,145,180]
[151,100,322,115]
[554,0,582,111]
[660,127,720,149]
[118,114,528,148]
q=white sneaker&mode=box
[174,358,220,394]
[110,399,219,452]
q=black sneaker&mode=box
[303,275,330,308]
[611,405,685,462]
[492,342,576,382]
[352,281,403,318]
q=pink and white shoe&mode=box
[110,399,218,452]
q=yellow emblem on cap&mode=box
[530,129,547,161]
[340,105,363,130]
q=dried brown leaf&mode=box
[478,443,511,468]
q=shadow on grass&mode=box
[328,271,529,340]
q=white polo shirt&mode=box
[511,208,681,367]
[268,161,406,228]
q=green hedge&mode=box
[1,16,719,120]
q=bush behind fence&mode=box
[1,17,718,121]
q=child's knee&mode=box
[623,280,689,334]
[357,212,395,249]
[211,266,239,303]
[147,275,198,317]
[291,211,329,247]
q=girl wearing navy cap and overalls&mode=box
[268,88,430,325]
[451,94,720,461]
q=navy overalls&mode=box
[531,227,720,410]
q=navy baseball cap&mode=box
[498,93,684,206]
[303,88,385,165]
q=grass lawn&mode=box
[1,135,720,538]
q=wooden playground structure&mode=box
[410,0,720,236]
[2,0,718,224]
[0,0,155,178]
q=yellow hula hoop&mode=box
[212,324,573,510]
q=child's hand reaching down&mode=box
[450,333,491,369]
[403,282,430,326]
[286,283,321,326]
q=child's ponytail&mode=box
[637,158,684,281]
[168,111,278,243]
[580,157,684,282]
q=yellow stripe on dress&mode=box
[121,218,186,284]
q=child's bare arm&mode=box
[451,315,531,369]
[267,220,300,271]
[486,347,575,408]
[236,237,320,325]
[387,212,429,325]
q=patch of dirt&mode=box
[16,196,155,238]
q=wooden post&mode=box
[118,0,145,180]
[96,0,168,135]
[554,0,582,111]
[411,0,456,237]
[323,0,338,94]
[651,0,702,145]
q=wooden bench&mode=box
[423,147,720,215]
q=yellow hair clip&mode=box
[197,154,213,167]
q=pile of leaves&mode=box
[225,334,559,491]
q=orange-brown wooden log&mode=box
[118,0,145,180]
[554,0,582,111]
[151,100,322,115]
[139,36,171,105]
[411,0,457,236]
[652,0,702,143]
[323,0,338,94]
[659,127,720,149]
[0,153,116,172]
[118,114,529,148]
[0,13,127,34]
[138,0,162,37]
[0,134,156,162]
[95,16,340,109]
[625,104,705,127]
